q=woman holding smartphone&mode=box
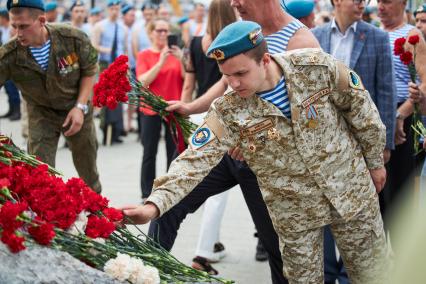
[136,18,184,202]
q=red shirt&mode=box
[136,49,183,115]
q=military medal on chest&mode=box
[267,127,280,140]
[305,104,319,129]
[57,52,80,76]
[58,58,68,76]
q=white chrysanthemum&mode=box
[66,211,89,235]
[138,266,160,284]
[104,253,133,282]
[127,258,146,284]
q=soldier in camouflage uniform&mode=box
[0,0,101,192]
[123,21,389,283]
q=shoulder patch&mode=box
[189,124,217,150]
[336,61,365,91]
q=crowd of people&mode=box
[1,0,426,283]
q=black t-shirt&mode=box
[189,36,222,98]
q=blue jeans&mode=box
[4,80,20,106]
[324,225,349,284]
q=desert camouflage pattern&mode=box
[147,49,388,283]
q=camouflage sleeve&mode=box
[331,61,386,169]
[77,32,98,77]
[146,107,235,216]
[0,49,11,87]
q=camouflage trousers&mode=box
[27,104,102,193]
[278,199,388,284]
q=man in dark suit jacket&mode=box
[312,0,396,283]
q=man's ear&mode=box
[262,53,271,67]
[39,15,47,26]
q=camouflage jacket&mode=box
[0,24,98,111]
[147,49,386,232]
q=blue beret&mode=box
[282,0,315,19]
[414,4,426,16]
[121,4,134,15]
[7,0,45,11]
[70,0,84,11]
[207,21,264,61]
[107,0,121,7]
[90,7,101,15]
[45,1,57,12]
[177,16,189,25]
[0,8,8,16]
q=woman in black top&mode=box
[179,0,238,275]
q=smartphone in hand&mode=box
[167,34,178,48]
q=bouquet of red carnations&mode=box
[0,134,232,284]
[93,55,196,153]
[394,35,422,153]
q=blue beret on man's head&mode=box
[121,4,134,15]
[0,7,8,16]
[414,4,426,16]
[207,21,265,61]
[107,0,121,7]
[90,7,101,15]
[7,0,46,11]
[45,1,57,12]
[282,0,315,19]
[70,0,85,11]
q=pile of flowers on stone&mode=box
[0,134,232,284]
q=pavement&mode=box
[0,93,272,284]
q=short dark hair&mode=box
[218,40,268,65]
[10,7,44,20]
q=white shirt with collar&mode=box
[330,19,358,67]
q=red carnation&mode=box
[393,45,405,56]
[400,51,413,65]
[394,37,406,47]
[1,230,26,253]
[0,177,10,188]
[408,35,420,45]
[0,201,28,231]
[28,222,56,246]
[85,215,115,239]
[93,55,131,110]
[102,208,123,222]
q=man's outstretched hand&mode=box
[120,203,160,225]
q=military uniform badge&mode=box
[57,53,80,76]
[348,71,364,90]
[267,128,280,141]
[209,49,225,60]
[189,125,217,150]
[249,28,262,45]
[305,104,319,129]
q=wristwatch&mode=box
[396,111,406,120]
[75,103,89,115]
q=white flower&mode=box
[138,266,160,284]
[127,258,146,284]
[104,253,133,282]
[66,211,89,236]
